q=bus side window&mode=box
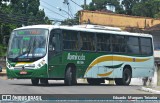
[127,36,140,54]
[112,35,126,53]
[140,38,152,55]
[80,32,95,51]
[97,33,111,52]
[63,30,79,50]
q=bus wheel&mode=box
[31,78,39,86]
[121,68,131,85]
[87,78,102,85]
[65,67,76,86]
[40,78,48,85]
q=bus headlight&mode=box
[40,60,45,65]
[37,60,45,68]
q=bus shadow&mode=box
[11,83,117,87]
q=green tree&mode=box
[84,0,160,18]
[0,0,51,56]
[84,0,124,14]
[132,0,160,18]
[84,2,96,11]
[154,12,160,18]
[0,0,8,6]
[61,12,79,25]
[92,0,108,10]
[121,0,140,15]
[10,0,51,25]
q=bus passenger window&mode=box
[97,33,111,52]
[63,30,79,50]
[80,32,95,51]
[140,38,152,55]
[127,36,140,54]
[112,35,126,53]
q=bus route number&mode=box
[77,61,84,64]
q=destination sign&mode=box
[17,29,47,35]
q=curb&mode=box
[0,69,6,76]
[141,87,160,94]
[0,72,6,76]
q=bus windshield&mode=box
[7,29,48,61]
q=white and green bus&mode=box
[6,25,154,86]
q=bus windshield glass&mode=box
[7,29,48,61]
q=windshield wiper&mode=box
[14,38,33,60]
[14,50,29,60]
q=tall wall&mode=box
[80,10,160,29]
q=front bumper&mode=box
[7,65,48,79]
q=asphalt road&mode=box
[0,76,151,94]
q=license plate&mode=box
[20,71,27,74]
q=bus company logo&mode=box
[2,95,11,101]
[67,53,85,61]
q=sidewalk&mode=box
[141,86,160,94]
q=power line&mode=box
[0,1,68,25]
[0,10,52,21]
[47,16,63,22]
[0,8,63,25]
[0,1,59,25]
[0,12,46,22]
[0,5,54,23]
[66,1,74,18]
[62,0,74,18]
[41,0,59,10]
[41,0,72,19]
[41,4,68,19]
[68,4,74,18]
[70,0,83,8]
[0,12,51,25]
[84,0,86,10]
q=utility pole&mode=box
[57,7,72,18]
[84,0,86,10]
[63,0,70,19]
[1,25,2,36]
[1,25,3,44]
[63,0,69,4]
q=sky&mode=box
[40,0,92,22]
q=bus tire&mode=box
[121,68,132,85]
[40,78,48,85]
[87,78,102,85]
[31,78,39,86]
[65,67,76,86]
